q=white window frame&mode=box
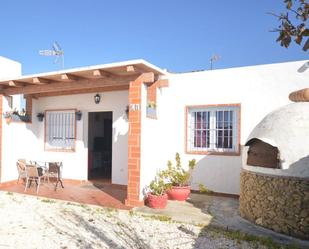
[187,105,240,154]
[44,109,76,152]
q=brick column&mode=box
[125,80,144,207]
[147,83,157,104]
[146,79,169,105]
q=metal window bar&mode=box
[189,108,237,152]
[46,111,75,150]
[215,110,235,151]
[191,111,210,151]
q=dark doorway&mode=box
[88,112,113,180]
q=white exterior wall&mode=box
[0,56,22,182]
[1,91,129,185]
[0,56,25,113]
[1,99,39,181]
[0,56,21,79]
[139,60,309,196]
[140,84,165,197]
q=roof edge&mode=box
[173,59,309,75]
[0,58,168,82]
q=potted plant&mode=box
[3,111,12,124]
[3,109,31,123]
[37,113,44,122]
[160,153,196,201]
[146,175,168,209]
[146,101,157,118]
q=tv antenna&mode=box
[39,41,64,69]
[210,54,221,70]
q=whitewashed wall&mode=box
[140,60,309,196]
[0,56,23,182]
[1,91,129,185]
[0,56,21,79]
[0,56,23,115]
[140,84,164,197]
[0,56,23,111]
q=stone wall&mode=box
[239,170,309,240]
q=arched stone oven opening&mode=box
[245,138,280,169]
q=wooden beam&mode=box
[60,73,80,81]
[25,94,38,100]
[135,72,155,84]
[126,65,135,72]
[32,85,129,98]
[93,69,113,78]
[126,65,145,74]
[155,79,169,88]
[8,80,25,87]
[1,76,135,95]
[33,77,50,84]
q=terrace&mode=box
[0,179,129,210]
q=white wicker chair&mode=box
[24,165,44,194]
[16,159,27,184]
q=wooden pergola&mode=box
[0,60,167,98]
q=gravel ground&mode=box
[0,191,276,249]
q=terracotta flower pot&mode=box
[5,117,11,124]
[166,186,191,201]
[146,193,168,209]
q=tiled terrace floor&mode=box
[0,179,130,210]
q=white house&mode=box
[0,56,307,207]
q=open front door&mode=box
[88,111,112,181]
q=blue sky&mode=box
[0,0,307,74]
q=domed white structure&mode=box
[243,102,309,177]
[240,100,309,240]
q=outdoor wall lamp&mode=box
[36,112,44,122]
[94,94,101,104]
[125,105,129,118]
[75,110,82,121]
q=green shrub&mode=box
[198,184,213,194]
[160,153,196,187]
[149,176,166,196]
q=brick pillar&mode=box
[147,83,157,104]
[125,80,144,207]
[146,79,169,106]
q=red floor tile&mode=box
[0,179,130,210]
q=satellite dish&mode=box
[39,41,64,69]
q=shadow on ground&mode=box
[136,193,309,248]
[187,193,309,248]
[40,206,151,249]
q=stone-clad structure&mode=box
[240,170,309,239]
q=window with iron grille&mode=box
[187,105,240,154]
[45,110,76,151]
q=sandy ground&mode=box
[0,191,274,249]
